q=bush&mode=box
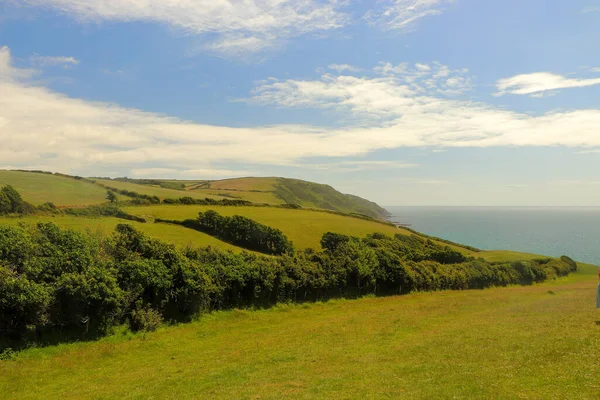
[130,307,163,332]
[0,222,578,348]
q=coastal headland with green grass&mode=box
[0,169,598,399]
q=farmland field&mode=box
[0,215,241,252]
[124,205,421,250]
[2,263,598,399]
[0,171,109,206]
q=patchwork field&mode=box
[124,205,421,250]
[2,263,598,399]
[0,171,109,206]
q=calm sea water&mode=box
[386,207,600,265]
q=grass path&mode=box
[2,264,599,399]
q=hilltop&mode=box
[108,176,390,219]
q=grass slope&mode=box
[0,171,108,207]
[93,179,228,202]
[124,205,415,251]
[111,176,390,219]
[0,216,242,252]
[2,264,598,399]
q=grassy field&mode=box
[0,171,109,207]
[93,179,228,202]
[190,188,282,205]
[208,177,280,192]
[2,263,598,399]
[124,205,420,250]
[0,216,242,252]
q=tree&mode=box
[0,185,24,213]
[106,190,118,204]
[0,192,11,215]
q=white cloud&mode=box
[367,0,454,32]
[328,64,361,73]
[129,168,254,179]
[2,46,600,178]
[299,160,418,172]
[15,0,348,55]
[496,72,600,97]
[580,6,600,13]
[30,54,79,69]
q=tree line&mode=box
[0,222,577,349]
[157,210,293,255]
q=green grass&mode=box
[191,188,283,204]
[94,179,226,201]
[123,205,420,250]
[0,216,241,252]
[0,171,109,207]
[208,177,280,192]
[2,263,598,399]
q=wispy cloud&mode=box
[580,6,600,13]
[367,0,454,32]
[2,46,600,177]
[299,160,418,172]
[16,0,349,56]
[496,72,600,97]
[29,54,79,69]
[328,64,361,73]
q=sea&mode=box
[386,207,600,265]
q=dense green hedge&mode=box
[156,210,293,255]
[0,222,577,349]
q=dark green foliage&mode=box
[162,197,254,206]
[64,204,146,223]
[157,211,294,255]
[0,186,35,216]
[106,191,118,204]
[130,307,163,332]
[0,223,578,349]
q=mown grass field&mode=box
[2,263,598,399]
[0,171,109,206]
[0,216,241,252]
[124,205,421,250]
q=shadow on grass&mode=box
[595,321,600,326]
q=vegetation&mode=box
[274,178,390,219]
[1,263,597,399]
[157,210,294,255]
[0,222,577,350]
[123,205,472,252]
[0,171,108,206]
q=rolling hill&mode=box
[106,176,390,219]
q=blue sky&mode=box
[1,0,599,205]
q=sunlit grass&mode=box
[0,171,108,206]
[2,264,598,399]
[124,205,420,250]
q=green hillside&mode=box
[107,176,390,219]
[0,171,108,207]
[123,205,438,251]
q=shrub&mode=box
[130,307,163,332]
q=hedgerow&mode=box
[0,223,577,349]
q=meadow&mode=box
[0,215,241,252]
[0,171,108,206]
[2,263,598,399]
[124,205,433,250]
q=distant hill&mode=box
[273,178,390,220]
[115,176,390,220]
[0,170,389,219]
